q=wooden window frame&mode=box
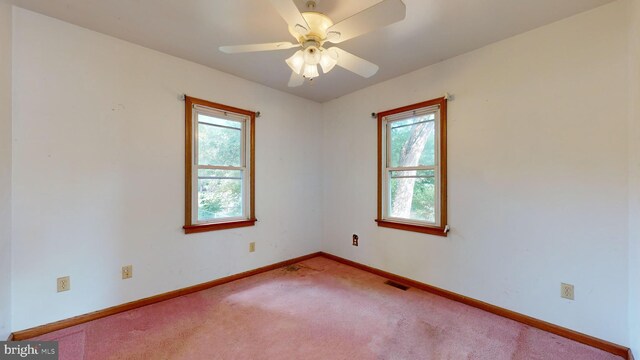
[376,97,448,237]
[183,96,256,234]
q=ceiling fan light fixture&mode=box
[303,46,321,65]
[319,48,338,73]
[222,0,405,87]
[303,64,319,79]
[286,50,305,74]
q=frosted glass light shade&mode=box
[302,64,319,79]
[303,46,321,65]
[286,50,305,74]
[319,49,338,73]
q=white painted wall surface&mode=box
[0,2,12,341]
[11,8,323,331]
[322,1,630,345]
[628,0,640,354]
[7,0,636,347]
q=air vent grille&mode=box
[384,280,409,291]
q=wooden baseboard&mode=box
[319,252,630,360]
[11,252,322,341]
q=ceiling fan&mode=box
[219,0,406,87]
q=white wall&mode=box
[628,0,640,354]
[11,8,323,331]
[7,0,636,347]
[322,1,629,345]
[0,2,12,341]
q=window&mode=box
[183,96,256,234]
[376,97,447,236]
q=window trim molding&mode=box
[376,96,448,237]
[183,95,256,234]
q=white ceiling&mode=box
[6,0,615,102]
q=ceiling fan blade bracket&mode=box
[294,24,309,36]
[326,31,341,42]
[270,0,311,36]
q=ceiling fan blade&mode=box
[330,47,379,78]
[326,0,406,44]
[288,71,305,87]
[269,0,310,35]
[219,42,300,54]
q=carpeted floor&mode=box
[31,257,622,359]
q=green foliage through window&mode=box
[388,113,437,223]
[196,114,245,222]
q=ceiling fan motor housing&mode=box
[288,12,334,44]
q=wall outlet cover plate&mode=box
[122,265,133,279]
[561,283,574,300]
[57,276,70,292]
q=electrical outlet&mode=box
[249,242,256,253]
[57,276,70,292]
[352,234,359,246]
[561,283,574,300]
[122,265,133,279]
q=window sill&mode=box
[375,219,447,237]
[183,219,257,234]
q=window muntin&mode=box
[377,97,447,236]
[184,96,256,233]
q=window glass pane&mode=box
[389,170,435,223]
[198,114,242,167]
[197,171,243,221]
[390,113,435,167]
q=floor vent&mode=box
[384,280,409,291]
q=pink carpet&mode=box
[30,257,622,359]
